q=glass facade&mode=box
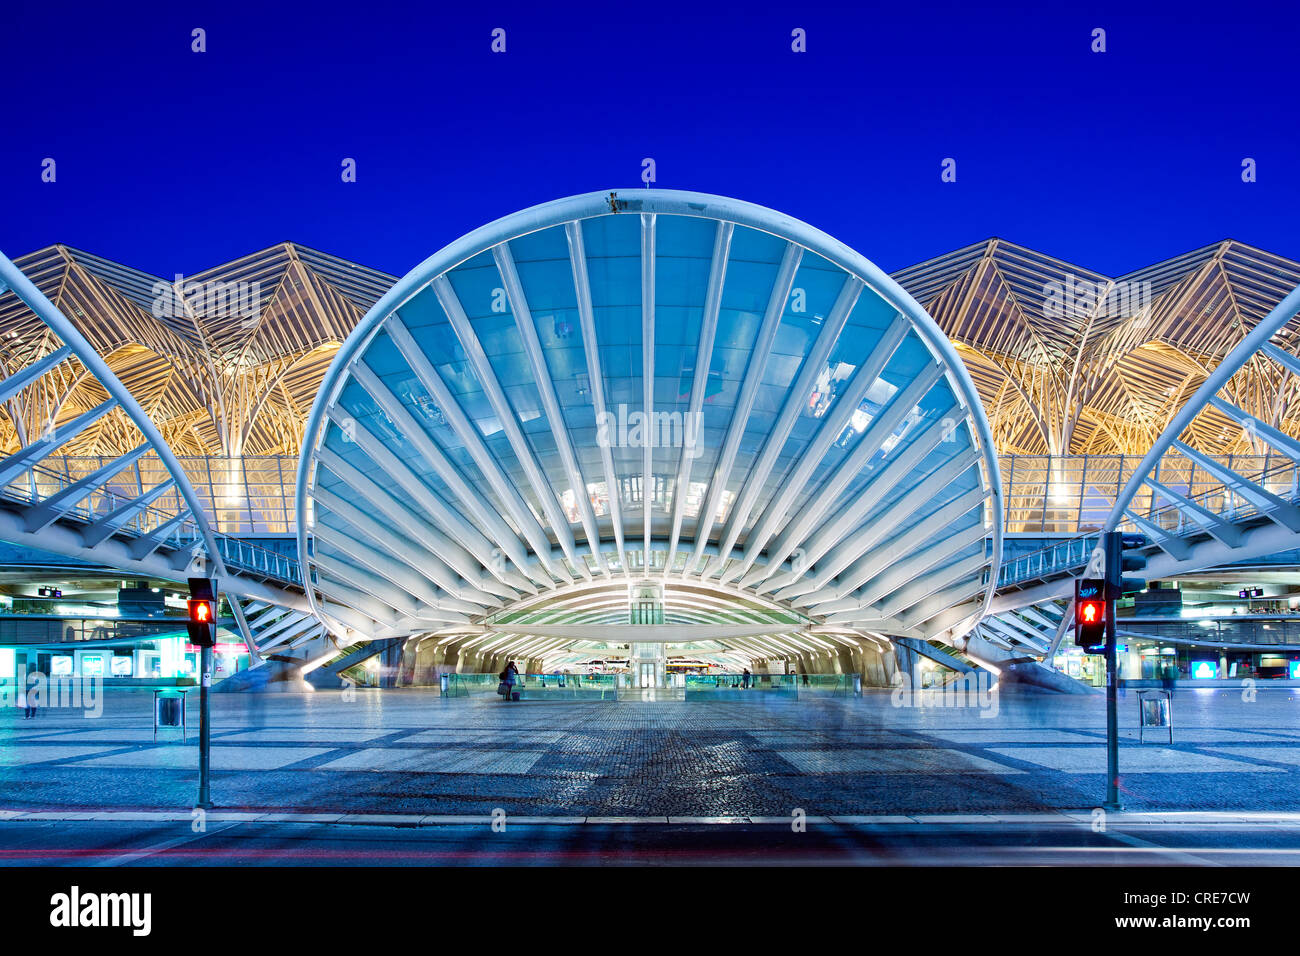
[13,448,1286,543]
[300,191,999,644]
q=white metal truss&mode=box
[973,600,1067,656]
[0,249,320,659]
[993,279,1300,615]
[296,189,1003,646]
[443,578,838,669]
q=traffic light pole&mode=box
[1080,531,1145,811]
[188,576,217,811]
[1102,531,1122,811]
[1103,594,1121,811]
[198,643,212,809]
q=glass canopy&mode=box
[296,190,1002,645]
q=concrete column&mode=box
[893,640,924,690]
[397,638,423,686]
[377,638,406,689]
[404,638,445,686]
[865,644,894,686]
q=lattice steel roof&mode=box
[896,238,1300,457]
[4,233,1300,465]
[0,243,394,457]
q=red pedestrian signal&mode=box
[187,597,217,647]
[1074,578,1107,649]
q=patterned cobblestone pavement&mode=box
[2,686,1299,815]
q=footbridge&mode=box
[6,204,1300,688]
[975,280,1300,663]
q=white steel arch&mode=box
[991,279,1300,615]
[429,578,884,670]
[0,250,318,657]
[297,189,1003,646]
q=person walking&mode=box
[742,667,751,689]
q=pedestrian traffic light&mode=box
[186,577,217,647]
[1106,532,1149,596]
[1075,578,1107,649]
[187,598,216,646]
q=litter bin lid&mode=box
[153,688,190,698]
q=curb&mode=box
[3,809,1300,828]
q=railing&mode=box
[0,460,301,584]
[793,673,858,696]
[211,534,300,583]
[21,454,299,535]
[997,453,1300,589]
[998,536,1100,588]
[18,452,1300,538]
[434,672,862,698]
[0,614,199,645]
[442,672,618,698]
[1119,617,1300,647]
[685,673,795,691]
[21,449,1300,592]
[683,673,856,696]
[1000,452,1300,534]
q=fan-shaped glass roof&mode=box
[295,190,1002,643]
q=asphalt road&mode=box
[3,815,1299,866]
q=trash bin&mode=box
[153,688,189,742]
[852,674,862,697]
[1137,689,1172,744]
[439,673,449,696]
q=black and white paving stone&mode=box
[1,686,1298,817]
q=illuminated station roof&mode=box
[295,190,1001,644]
[4,191,1300,655]
[3,233,1298,467]
[0,242,391,457]
[898,238,1300,457]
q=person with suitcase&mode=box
[499,661,520,702]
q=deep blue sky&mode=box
[2,0,1296,279]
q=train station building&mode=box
[1,189,1299,695]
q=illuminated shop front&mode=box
[1054,639,1300,683]
[5,632,249,683]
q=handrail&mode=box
[27,449,1300,541]
[1101,281,1300,535]
[0,460,301,584]
[998,453,1300,588]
